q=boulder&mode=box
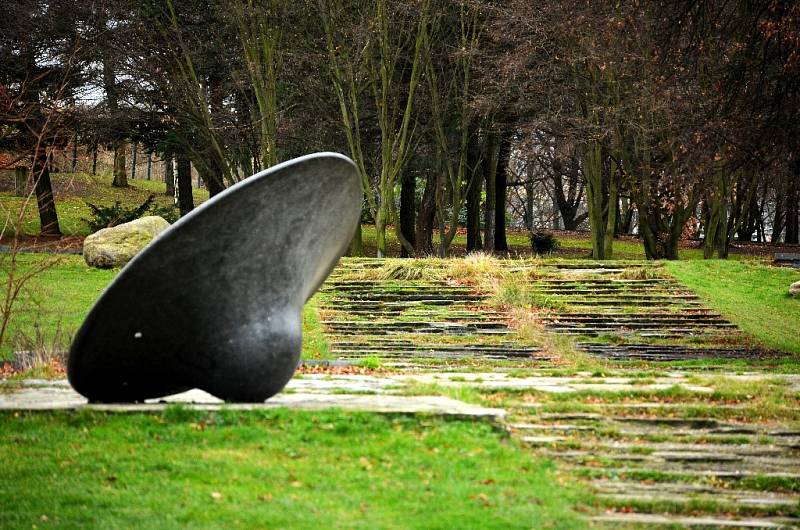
[83,216,170,268]
[790,281,800,297]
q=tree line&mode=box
[1,0,798,258]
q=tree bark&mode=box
[466,174,482,251]
[32,149,61,236]
[786,168,799,244]
[399,171,416,257]
[466,136,483,252]
[349,223,364,257]
[737,185,759,242]
[131,142,138,180]
[14,167,26,197]
[176,153,194,216]
[200,168,225,197]
[583,141,619,259]
[771,181,785,243]
[112,142,128,187]
[483,135,497,251]
[164,151,175,197]
[494,131,511,252]
[415,172,437,256]
[71,131,78,173]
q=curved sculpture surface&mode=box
[68,153,362,402]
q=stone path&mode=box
[317,260,551,367]
[497,262,798,527]
[0,378,505,419]
[507,262,771,361]
[317,259,800,528]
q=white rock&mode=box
[83,216,170,268]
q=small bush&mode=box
[358,355,383,370]
[529,231,560,255]
[150,204,181,224]
[84,194,155,233]
[11,322,69,373]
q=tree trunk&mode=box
[131,142,138,180]
[164,151,175,198]
[14,167,26,197]
[32,149,61,236]
[466,174,482,252]
[786,170,799,244]
[91,145,98,175]
[603,163,618,259]
[71,132,78,173]
[703,177,731,259]
[112,142,128,187]
[399,171,416,258]
[375,207,387,259]
[494,132,511,252]
[715,192,731,259]
[415,172,436,256]
[176,153,194,216]
[737,186,759,242]
[583,143,608,259]
[349,223,364,257]
[483,132,499,251]
[665,222,682,260]
[771,183,785,243]
[524,176,534,231]
[466,137,483,252]
[200,169,225,197]
[620,197,634,234]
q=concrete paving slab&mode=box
[394,372,715,393]
[0,379,503,419]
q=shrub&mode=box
[149,204,181,224]
[84,194,155,233]
[11,321,69,374]
[529,231,560,255]
[358,355,383,370]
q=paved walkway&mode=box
[0,377,504,419]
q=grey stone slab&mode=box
[590,479,800,507]
[0,379,504,419]
[584,466,800,480]
[397,372,714,393]
[589,513,798,528]
[68,153,362,403]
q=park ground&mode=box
[1,173,800,528]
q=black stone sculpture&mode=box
[68,153,362,402]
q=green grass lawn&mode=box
[666,260,800,354]
[0,408,585,529]
[1,172,208,237]
[0,254,114,359]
